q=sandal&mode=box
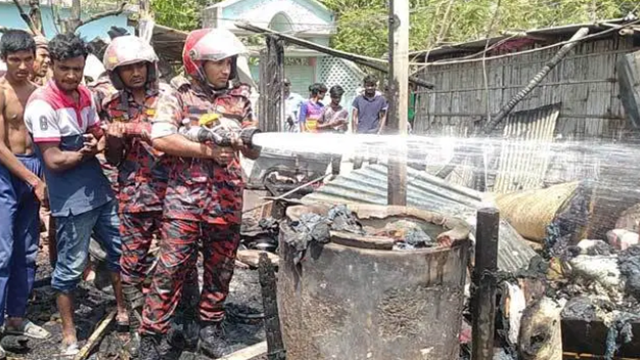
[60,341,79,356]
[4,319,50,340]
[116,314,130,333]
[60,343,80,356]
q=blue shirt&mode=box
[352,94,388,134]
[298,100,325,133]
[24,81,113,217]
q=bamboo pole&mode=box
[387,0,409,206]
[73,310,116,360]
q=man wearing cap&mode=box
[30,36,50,86]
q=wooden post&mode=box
[258,253,286,360]
[137,0,153,42]
[472,207,500,360]
[258,48,268,132]
[387,0,409,206]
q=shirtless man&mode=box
[0,30,51,358]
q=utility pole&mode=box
[387,0,409,206]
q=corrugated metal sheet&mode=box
[492,103,561,193]
[409,17,632,60]
[302,164,537,272]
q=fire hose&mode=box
[113,112,261,148]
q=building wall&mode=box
[251,57,317,96]
[414,35,640,141]
[0,3,133,41]
[208,0,333,35]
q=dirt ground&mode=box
[3,242,266,360]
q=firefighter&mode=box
[139,28,260,359]
[100,35,170,357]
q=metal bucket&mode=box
[278,204,471,360]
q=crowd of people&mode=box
[0,26,259,360]
[284,74,391,171]
[284,74,390,136]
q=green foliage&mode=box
[152,0,212,31]
[331,8,389,58]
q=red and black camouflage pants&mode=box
[119,212,161,288]
[140,219,241,335]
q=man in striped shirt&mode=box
[24,33,127,356]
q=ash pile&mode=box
[472,211,640,360]
[487,241,640,360]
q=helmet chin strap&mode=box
[194,57,238,94]
[195,64,231,96]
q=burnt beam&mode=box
[259,252,286,360]
[471,207,500,360]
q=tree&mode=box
[60,0,128,34]
[321,0,638,58]
[151,0,212,31]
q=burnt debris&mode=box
[327,204,365,235]
[619,246,640,301]
[287,213,332,264]
[377,220,434,250]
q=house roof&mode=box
[0,0,133,12]
[0,0,70,5]
[410,17,639,62]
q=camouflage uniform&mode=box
[101,85,169,287]
[88,76,120,193]
[99,35,194,358]
[140,82,252,336]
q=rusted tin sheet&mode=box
[492,103,561,193]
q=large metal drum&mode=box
[278,204,471,360]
